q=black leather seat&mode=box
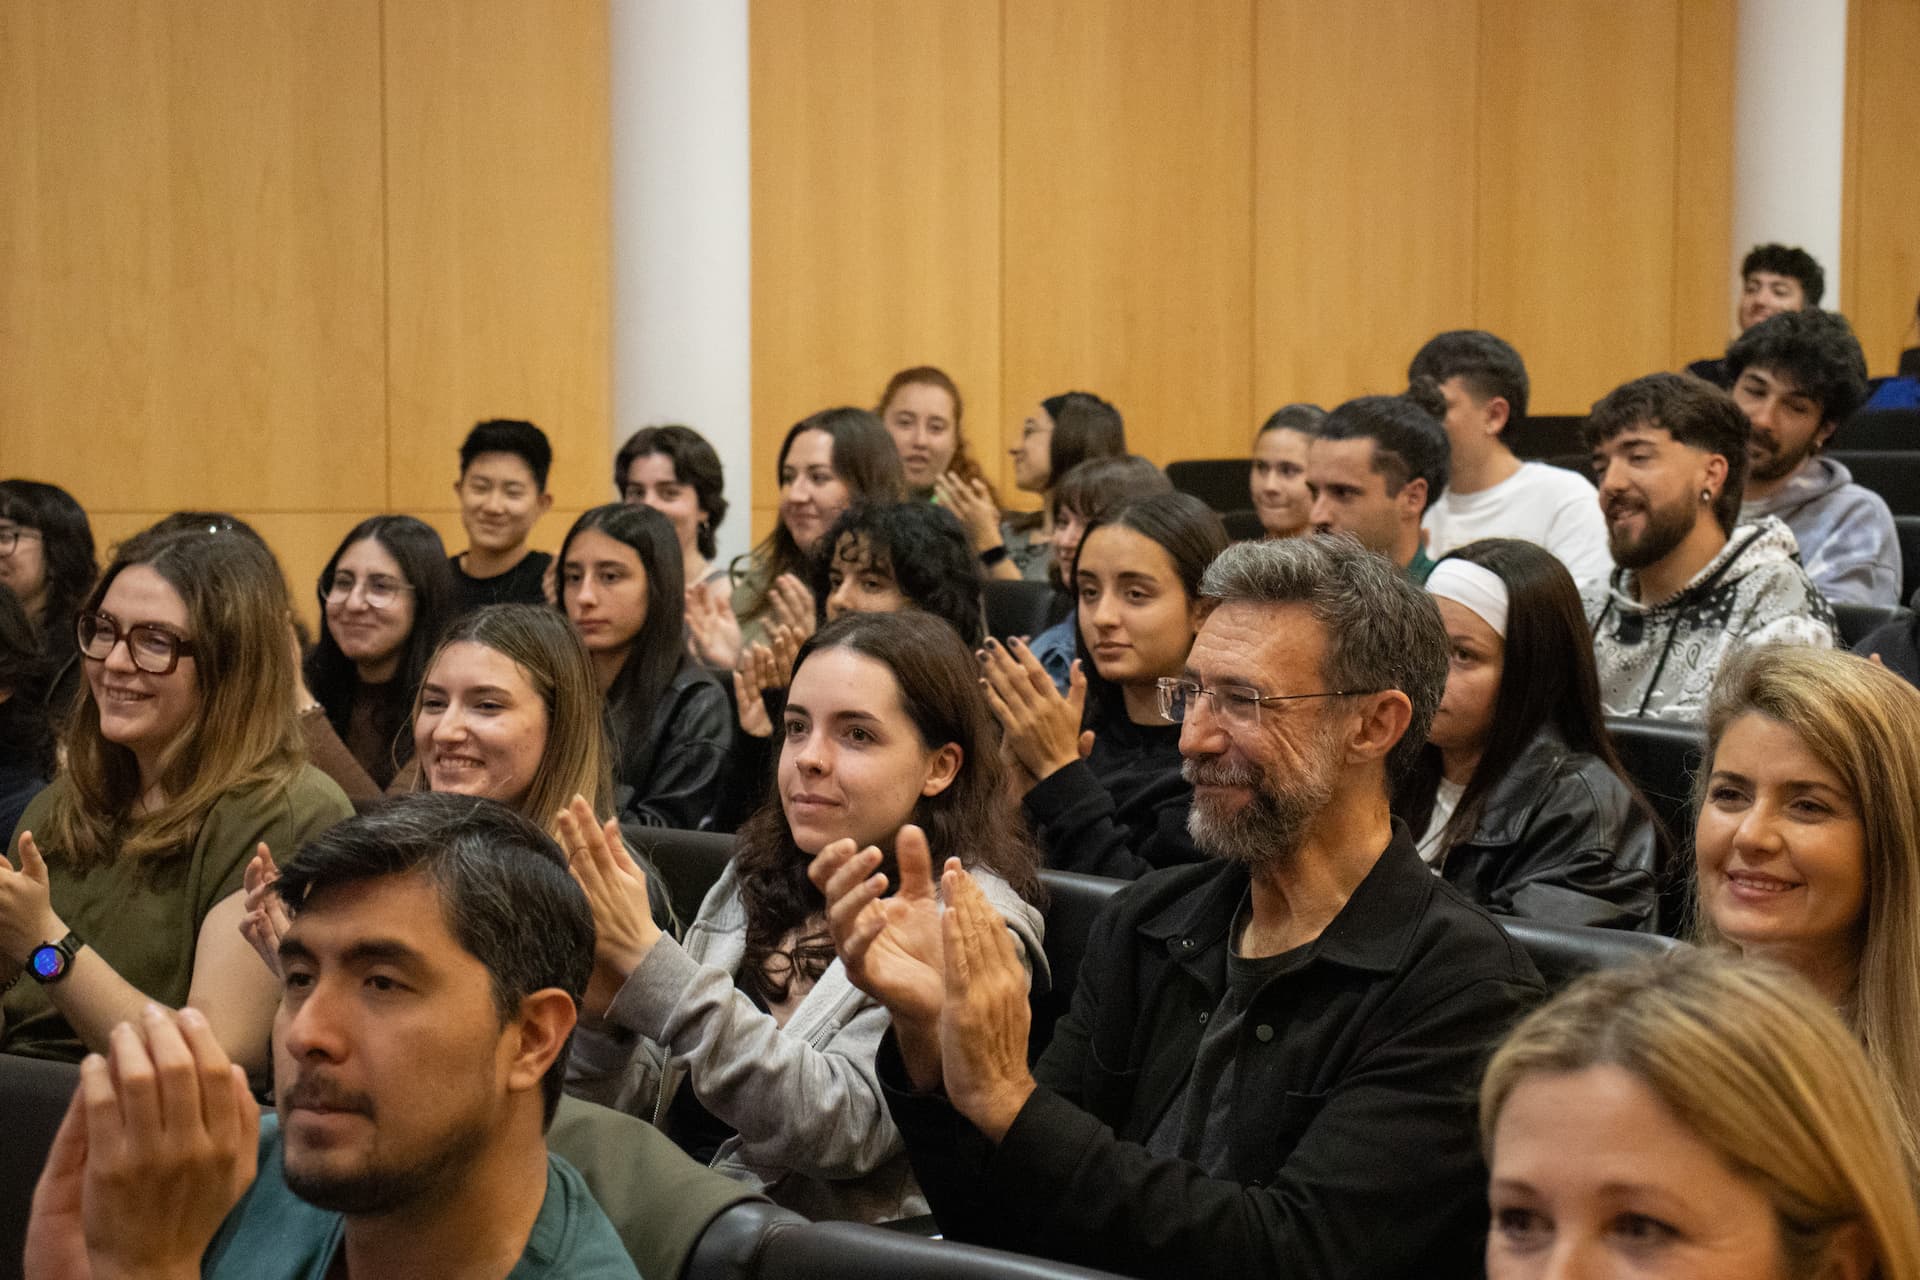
[1828,450,1920,515]
[631,827,738,928]
[1032,869,1127,1063]
[1898,516,1920,606]
[1503,413,1587,461]
[984,580,1066,643]
[0,1054,81,1280]
[1544,451,1592,478]
[1166,459,1250,514]
[742,1220,1127,1280]
[1222,509,1265,542]
[1499,919,1684,992]
[1836,408,1920,452]
[1605,716,1706,936]
[1833,603,1907,650]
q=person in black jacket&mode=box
[558,504,731,830]
[1394,539,1664,930]
[815,534,1545,1280]
[981,492,1226,878]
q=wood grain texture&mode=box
[749,0,1005,491]
[0,0,386,510]
[382,0,613,514]
[1671,0,1738,373]
[1843,0,1920,375]
[1001,0,1254,465]
[1252,0,1479,415]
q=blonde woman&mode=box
[0,528,352,1070]
[1692,645,1920,1169]
[1482,950,1920,1279]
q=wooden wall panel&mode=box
[1252,0,1479,414]
[1844,0,1920,375]
[1671,0,1738,371]
[749,0,1003,537]
[0,0,386,511]
[1475,0,1682,415]
[1002,0,1254,466]
[383,0,612,519]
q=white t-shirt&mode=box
[1423,461,1612,588]
[1416,776,1467,867]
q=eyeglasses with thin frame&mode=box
[0,526,43,557]
[1155,677,1377,729]
[321,571,415,611]
[75,612,197,676]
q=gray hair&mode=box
[1198,536,1448,781]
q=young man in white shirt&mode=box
[1410,331,1612,587]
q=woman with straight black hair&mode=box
[298,515,458,806]
[1393,538,1661,930]
[983,491,1225,878]
[0,480,97,722]
[960,391,1127,586]
[558,504,731,829]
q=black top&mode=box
[609,660,734,830]
[1684,355,1733,389]
[1023,711,1200,879]
[880,823,1546,1280]
[449,550,552,614]
[1857,612,1920,688]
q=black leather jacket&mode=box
[1405,726,1662,932]
[611,660,734,831]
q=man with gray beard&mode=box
[813,536,1545,1280]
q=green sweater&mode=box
[1,766,352,1061]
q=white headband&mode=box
[1427,558,1510,638]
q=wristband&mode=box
[979,545,1010,568]
[28,932,80,985]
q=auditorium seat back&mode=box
[1032,869,1127,1063]
[984,580,1066,643]
[1834,603,1909,650]
[1828,450,1920,515]
[1835,408,1920,452]
[1504,413,1587,461]
[1605,716,1706,936]
[632,827,738,928]
[1166,459,1250,514]
[0,1054,81,1280]
[1898,517,1920,605]
[738,1220,1128,1280]
[1222,509,1265,542]
[1499,919,1685,992]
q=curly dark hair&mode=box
[1724,308,1870,429]
[0,585,54,778]
[1583,373,1751,535]
[612,424,728,560]
[808,503,985,647]
[1742,243,1825,307]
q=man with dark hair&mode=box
[26,794,641,1278]
[1408,331,1611,584]
[452,418,557,612]
[1725,309,1897,605]
[1685,242,1826,387]
[1583,373,1836,721]
[1306,394,1450,582]
[813,536,1544,1280]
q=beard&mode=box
[1183,732,1337,871]
[1747,433,1818,485]
[279,1075,492,1216]
[1605,493,1698,570]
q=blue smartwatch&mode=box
[27,932,79,985]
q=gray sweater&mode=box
[566,859,1047,1223]
[1738,456,1901,606]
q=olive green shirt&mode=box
[2,766,352,1061]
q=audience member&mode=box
[1394,540,1661,929]
[0,528,352,1068]
[689,407,904,669]
[449,418,556,612]
[1692,645,1920,1168]
[559,504,731,829]
[810,503,986,645]
[298,515,458,806]
[1685,242,1826,388]
[1248,403,1323,540]
[1482,950,1920,1280]
[0,479,96,722]
[817,534,1543,1279]
[985,492,1225,878]
[1308,394,1450,582]
[0,587,54,843]
[567,611,1044,1222]
[1583,372,1836,720]
[1857,608,1920,687]
[1408,331,1610,584]
[614,423,732,597]
[27,796,640,1279]
[877,365,996,501]
[1028,455,1173,690]
[1726,308,1896,604]
[966,391,1126,584]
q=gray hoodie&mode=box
[1738,456,1901,606]
[566,859,1048,1224]
[1582,516,1838,721]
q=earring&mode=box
[1700,489,1712,504]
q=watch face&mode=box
[30,945,65,980]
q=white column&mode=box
[609,0,753,570]
[1732,0,1848,309]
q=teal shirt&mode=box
[203,1116,640,1279]
[1407,546,1438,585]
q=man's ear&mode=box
[1813,415,1841,452]
[921,742,963,798]
[1482,396,1511,438]
[1344,689,1413,768]
[536,489,555,518]
[1703,452,1730,503]
[1397,477,1429,523]
[502,988,578,1098]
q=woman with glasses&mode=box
[298,516,458,808]
[0,479,98,724]
[981,492,1226,878]
[1390,539,1662,931]
[0,527,352,1068]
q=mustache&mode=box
[281,1074,375,1115]
[1183,758,1262,789]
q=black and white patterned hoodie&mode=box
[1581,516,1839,722]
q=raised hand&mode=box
[931,472,1004,554]
[732,644,779,739]
[685,580,743,670]
[557,795,662,1017]
[937,866,1037,1143]
[768,574,818,640]
[979,638,1089,784]
[0,831,64,968]
[237,844,289,980]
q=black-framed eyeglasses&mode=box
[1155,677,1377,729]
[321,571,414,611]
[76,612,197,676]
[0,526,43,557]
